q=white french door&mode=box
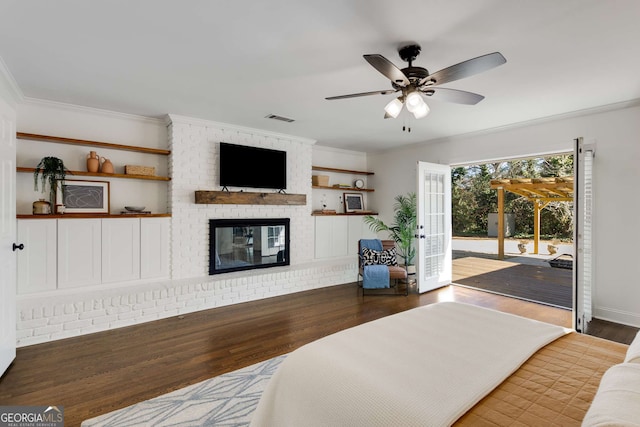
[0,100,16,377]
[416,161,452,293]
[574,137,595,333]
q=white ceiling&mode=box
[1,0,639,152]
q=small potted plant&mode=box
[517,240,528,254]
[33,156,67,205]
[364,192,417,273]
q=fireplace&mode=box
[209,218,290,274]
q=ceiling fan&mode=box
[326,44,506,119]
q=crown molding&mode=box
[397,98,640,152]
[0,56,24,106]
[166,113,316,145]
[21,97,165,125]
[312,143,367,157]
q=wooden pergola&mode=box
[490,177,573,259]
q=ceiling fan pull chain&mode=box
[402,117,411,132]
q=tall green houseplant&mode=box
[364,192,417,268]
[33,156,66,204]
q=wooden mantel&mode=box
[194,190,306,206]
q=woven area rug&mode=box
[81,355,286,427]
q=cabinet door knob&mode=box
[13,243,24,251]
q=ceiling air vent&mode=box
[265,114,295,123]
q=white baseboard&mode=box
[593,306,640,328]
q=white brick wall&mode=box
[15,114,359,347]
[16,258,357,346]
[168,114,317,278]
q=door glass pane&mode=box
[423,172,446,280]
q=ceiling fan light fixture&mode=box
[405,91,424,113]
[327,47,506,122]
[384,97,403,118]
[412,101,430,119]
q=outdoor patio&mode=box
[452,237,573,309]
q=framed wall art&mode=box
[343,192,364,213]
[56,180,110,214]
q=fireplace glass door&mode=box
[209,218,290,274]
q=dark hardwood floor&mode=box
[588,317,639,345]
[0,283,635,427]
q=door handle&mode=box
[13,243,24,251]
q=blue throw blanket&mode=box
[363,264,390,289]
[360,239,383,252]
[360,239,389,288]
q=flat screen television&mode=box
[219,142,287,190]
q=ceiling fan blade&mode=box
[325,89,397,100]
[363,54,410,87]
[422,87,485,105]
[419,52,506,86]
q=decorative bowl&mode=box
[125,206,145,212]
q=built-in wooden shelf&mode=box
[17,167,171,181]
[312,166,374,175]
[17,132,171,155]
[311,211,378,216]
[312,185,374,192]
[195,191,307,206]
[17,132,171,218]
[312,166,374,191]
[17,213,171,219]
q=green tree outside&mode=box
[451,155,574,241]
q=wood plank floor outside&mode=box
[451,250,638,343]
[0,282,635,427]
[452,251,573,308]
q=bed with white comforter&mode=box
[250,301,577,427]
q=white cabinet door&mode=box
[140,217,170,279]
[17,219,57,294]
[102,218,141,283]
[314,216,332,259]
[58,219,102,288]
[314,216,348,259]
[332,217,349,257]
[347,216,377,256]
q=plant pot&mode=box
[32,199,51,215]
[34,156,66,204]
[401,264,416,275]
